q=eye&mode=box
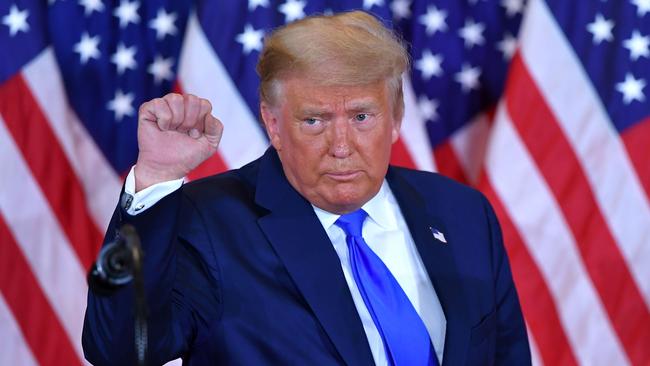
[355,113,368,122]
[300,117,326,135]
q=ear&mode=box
[390,116,402,144]
[389,88,404,144]
[260,102,282,151]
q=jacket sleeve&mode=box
[81,187,205,365]
[482,194,532,365]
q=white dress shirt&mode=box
[124,169,446,364]
[312,181,446,365]
[123,166,184,215]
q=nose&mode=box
[328,118,352,158]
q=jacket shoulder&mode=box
[390,166,484,203]
[180,157,261,207]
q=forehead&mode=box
[279,77,390,110]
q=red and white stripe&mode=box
[478,0,650,364]
[0,44,117,364]
[400,75,436,172]
[486,103,628,364]
[518,0,650,309]
[431,110,494,185]
[449,111,492,184]
[0,294,37,366]
[0,115,88,364]
[21,49,121,231]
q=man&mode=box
[83,11,530,366]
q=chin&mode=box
[325,190,369,213]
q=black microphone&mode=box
[87,223,148,365]
[87,224,140,296]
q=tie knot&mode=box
[335,209,368,238]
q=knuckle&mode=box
[164,92,181,100]
[184,93,198,103]
[200,98,212,111]
[152,97,164,107]
[186,96,201,114]
[154,99,169,116]
[140,98,156,112]
[167,94,183,107]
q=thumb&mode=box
[204,115,223,148]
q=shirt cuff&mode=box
[122,166,184,215]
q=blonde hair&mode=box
[256,11,410,119]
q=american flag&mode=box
[1,0,648,365]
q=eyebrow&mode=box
[346,100,380,112]
[296,108,333,118]
[295,99,380,117]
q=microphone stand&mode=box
[124,224,147,366]
[88,224,147,366]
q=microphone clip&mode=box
[88,224,143,296]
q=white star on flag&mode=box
[149,9,177,40]
[236,24,264,55]
[113,0,140,28]
[497,33,517,60]
[415,50,443,80]
[111,43,138,74]
[616,73,646,104]
[587,13,614,44]
[455,63,481,93]
[79,0,104,16]
[107,90,135,121]
[623,30,650,61]
[74,32,101,64]
[419,5,448,36]
[459,19,486,49]
[501,0,525,18]
[278,0,306,23]
[148,55,174,84]
[363,0,384,10]
[2,5,29,36]
[417,96,439,122]
[248,0,269,11]
[631,0,650,17]
[390,0,411,20]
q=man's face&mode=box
[261,76,401,214]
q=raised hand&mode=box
[134,93,223,191]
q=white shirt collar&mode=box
[312,180,398,231]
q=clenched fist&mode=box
[134,93,223,192]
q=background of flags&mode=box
[1,0,649,365]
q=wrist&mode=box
[133,163,186,192]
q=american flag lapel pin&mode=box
[429,227,447,244]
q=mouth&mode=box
[325,170,362,182]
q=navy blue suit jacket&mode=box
[83,148,531,365]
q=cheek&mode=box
[290,130,329,158]
[283,135,326,179]
[361,126,396,159]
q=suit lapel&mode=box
[386,168,470,366]
[255,149,374,366]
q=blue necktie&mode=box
[336,209,438,366]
